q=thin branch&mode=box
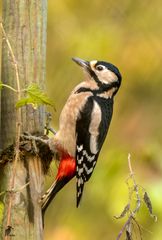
[0,83,17,92]
[128,153,141,214]
[0,182,29,197]
[45,112,57,135]
[116,216,132,240]
[116,154,142,240]
[1,22,22,240]
[115,154,156,240]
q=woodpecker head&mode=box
[72,57,122,94]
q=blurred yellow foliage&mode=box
[44,1,162,239]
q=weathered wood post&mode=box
[0,1,48,239]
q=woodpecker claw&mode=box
[44,126,56,135]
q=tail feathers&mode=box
[41,177,70,214]
[76,176,85,207]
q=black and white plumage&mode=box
[76,96,113,205]
[41,57,122,211]
[72,58,122,206]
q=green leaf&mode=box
[16,97,36,108]
[16,84,55,109]
[143,191,157,222]
[114,204,130,219]
[26,84,54,105]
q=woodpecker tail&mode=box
[76,178,85,207]
[41,176,72,214]
[41,154,76,215]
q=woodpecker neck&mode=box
[86,66,120,93]
[75,83,118,98]
[96,87,118,99]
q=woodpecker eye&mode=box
[96,65,105,71]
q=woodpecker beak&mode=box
[72,57,90,71]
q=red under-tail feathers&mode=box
[41,152,76,214]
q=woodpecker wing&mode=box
[76,95,113,206]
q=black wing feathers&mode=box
[76,95,113,206]
[96,97,113,150]
[76,97,94,206]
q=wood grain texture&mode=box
[0,1,47,239]
[1,0,47,148]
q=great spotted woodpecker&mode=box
[41,57,122,212]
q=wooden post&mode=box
[0,1,47,239]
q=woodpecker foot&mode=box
[39,194,46,208]
[39,186,53,214]
[39,193,48,216]
[39,182,53,205]
[45,112,57,135]
[44,126,56,135]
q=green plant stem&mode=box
[0,83,17,93]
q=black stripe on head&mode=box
[87,68,102,87]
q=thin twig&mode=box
[116,154,142,240]
[0,182,29,203]
[1,22,21,240]
[0,83,17,92]
[116,216,132,240]
[45,112,56,135]
[128,154,141,214]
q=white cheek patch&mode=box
[107,70,118,82]
[97,69,118,84]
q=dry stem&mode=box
[116,154,142,240]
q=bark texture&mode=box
[0,1,47,239]
[1,0,47,148]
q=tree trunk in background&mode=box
[0,1,47,239]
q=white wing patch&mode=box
[89,100,102,154]
[83,161,96,175]
[83,150,95,162]
[77,156,83,164]
[77,145,83,152]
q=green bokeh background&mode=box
[1,0,162,239]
